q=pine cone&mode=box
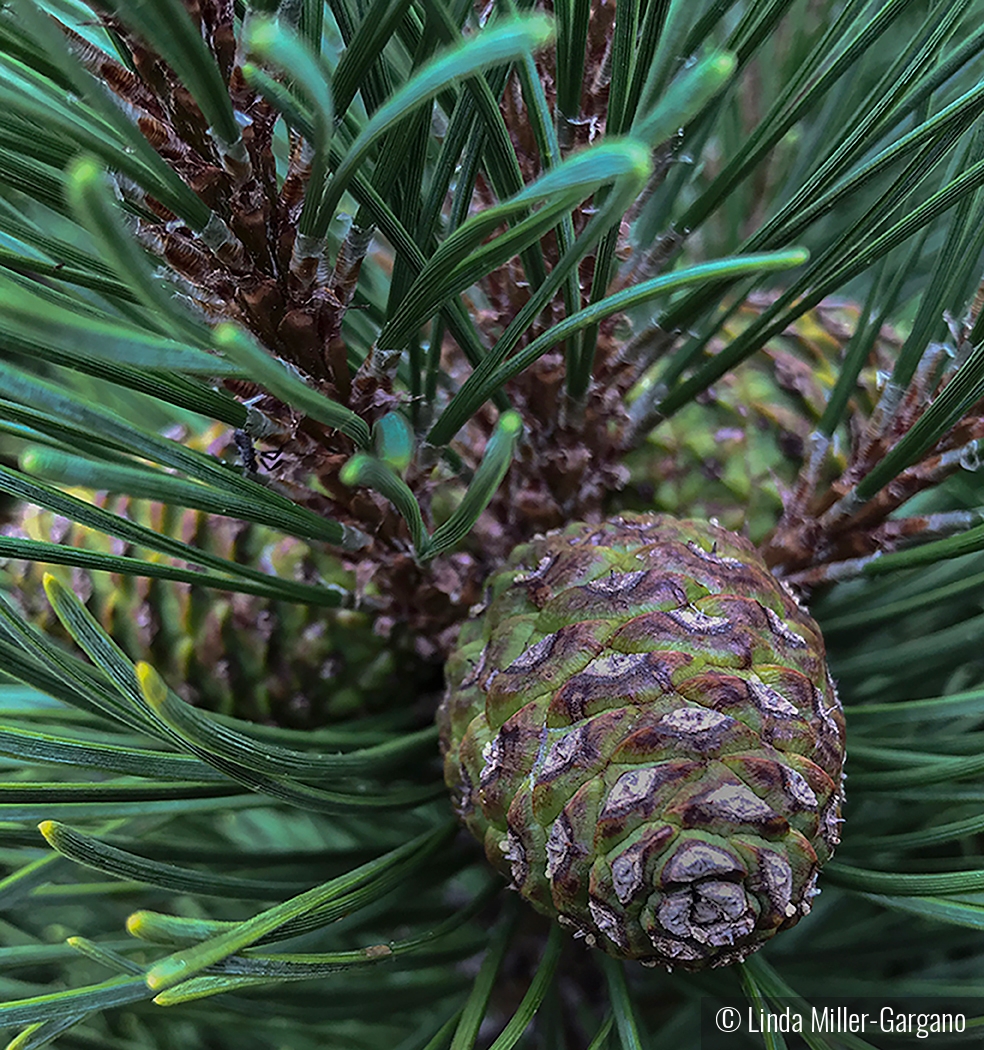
[1,421,430,727]
[438,513,845,970]
[625,296,898,543]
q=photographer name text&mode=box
[724,1006,967,1039]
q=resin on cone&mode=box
[439,514,845,970]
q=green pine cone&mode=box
[438,513,845,970]
[2,504,416,727]
[625,298,893,543]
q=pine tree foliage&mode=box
[0,0,983,1046]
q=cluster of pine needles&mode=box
[2,0,984,1047]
